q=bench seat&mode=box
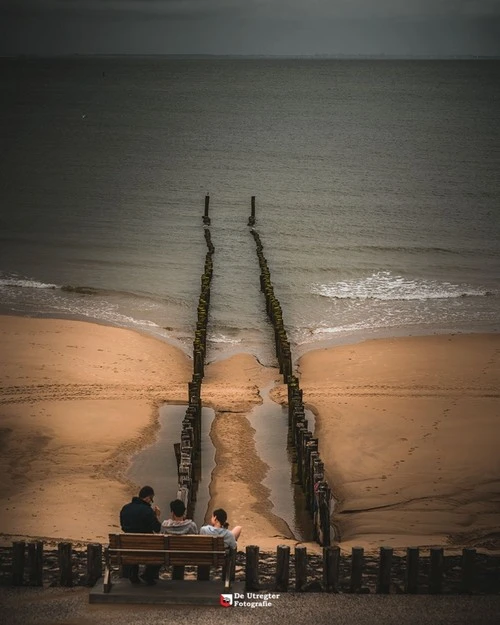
[103,533,234,593]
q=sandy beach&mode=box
[293,333,500,552]
[0,315,499,555]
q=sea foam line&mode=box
[312,271,492,301]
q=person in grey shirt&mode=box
[199,508,241,549]
[160,499,198,535]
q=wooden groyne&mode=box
[248,198,333,546]
[174,196,215,516]
[3,541,499,594]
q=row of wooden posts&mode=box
[249,201,333,546]
[178,195,332,544]
[175,197,215,514]
[8,540,481,594]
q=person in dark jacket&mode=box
[119,485,161,585]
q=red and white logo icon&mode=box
[220,593,233,607]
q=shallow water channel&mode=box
[126,392,317,540]
[126,404,216,529]
[247,383,316,542]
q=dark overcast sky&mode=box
[1,0,499,57]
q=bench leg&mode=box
[223,548,235,590]
[172,565,185,580]
[103,548,112,593]
[197,565,210,581]
[103,566,112,593]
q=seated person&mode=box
[199,508,241,549]
[119,485,161,585]
[160,499,198,535]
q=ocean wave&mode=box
[0,277,57,289]
[310,321,373,336]
[312,271,493,301]
[59,284,191,308]
[0,273,189,308]
[208,333,243,344]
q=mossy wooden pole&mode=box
[12,541,25,586]
[58,542,73,587]
[275,545,290,592]
[405,547,419,594]
[323,545,340,592]
[28,541,44,586]
[203,194,210,225]
[86,543,102,587]
[248,195,256,226]
[294,546,307,591]
[318,483,331,546]
[245,545,260,591]
[377,546,393,593]
[461,548,476,594]
[350,547,364,593]
[429,547,444,594]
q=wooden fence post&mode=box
[377,547,393,594]
[323,545,340,592]
[245,545,260,591]
[350,547,364,593]
[86,543,102,586]
[318,482,331,546]
[461,548,476,594]
[429,547,444,594]
[58,542,73,587]
[248,195,256,226]
[294,546,307,591]
[12,541,26,586]
[275,545,290,592]
[203,194,210,225]
[405,547,419,594]
[28,541,44,586]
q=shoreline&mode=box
[1,314,499,554]
[1,305,499,364]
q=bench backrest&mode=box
[108,533,226,567]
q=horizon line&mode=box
[2,53,499,61]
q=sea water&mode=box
[1,57,499,364]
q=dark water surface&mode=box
[126,404,215,529]
[247,383,317,541]
[1,58,499,365]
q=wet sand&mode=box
[0,315,499,554]
[288,333,500,552]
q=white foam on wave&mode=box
[208,333,243,344]
[0,277,58,289]
[310,321,373,336]
[312,271,490,301]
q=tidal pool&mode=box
[127,392,321,541]
[247,383,317,542]
[126,404,215,529]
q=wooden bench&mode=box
[103,533,234,593]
